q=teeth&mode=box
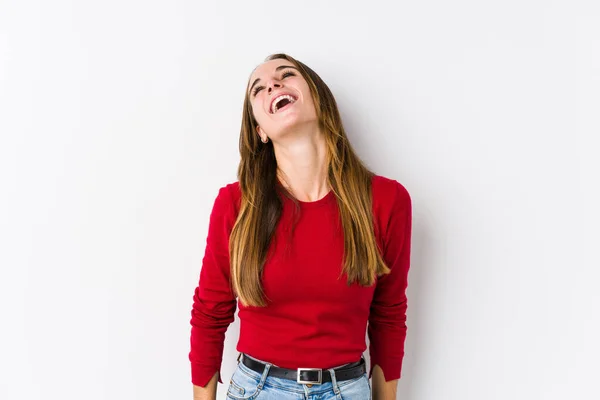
[271,94,296,113]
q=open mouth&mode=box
[270,94,297,114]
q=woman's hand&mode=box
[371,364,398,400]
[192,371,219,400]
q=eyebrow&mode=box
[248,65,298,95]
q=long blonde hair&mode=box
[230,53,390,307]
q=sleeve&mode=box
[367,181,412,382]
[189,185,238,387]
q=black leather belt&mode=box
[238,353,367,385]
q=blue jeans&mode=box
[226,353,372,400]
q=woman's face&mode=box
[247,59,318,143]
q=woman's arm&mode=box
[371,364,398,400]
[368,178,413,393]
[189,184,238,392]
[192,371,219,400]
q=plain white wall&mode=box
[1,0,598,399]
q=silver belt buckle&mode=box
[297,368,322,385]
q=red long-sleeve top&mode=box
[189,175,412,387]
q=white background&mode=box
[1,1,599,399]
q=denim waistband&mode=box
[232,352,369,396]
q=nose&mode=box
[267,81,282,94]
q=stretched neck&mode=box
[272,127,330,202]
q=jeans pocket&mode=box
[226,364,263,400]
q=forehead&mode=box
[249,59,295,82]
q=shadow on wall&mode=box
[397,203,437,400]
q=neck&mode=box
[272,127,330,202]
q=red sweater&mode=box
[189,175,412,387]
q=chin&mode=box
[273,115,318,139]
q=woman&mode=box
[189,53,412,400]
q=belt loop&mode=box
[237,352,242,363]
[327,367,340,395]
[257,361,271,389]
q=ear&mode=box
[256,126,263,139]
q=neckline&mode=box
[295,189,336,209]
[279,187,336,209]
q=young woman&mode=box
[189,53,412,400]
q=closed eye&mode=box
[251,70,295,97]
[252,85,265,96]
